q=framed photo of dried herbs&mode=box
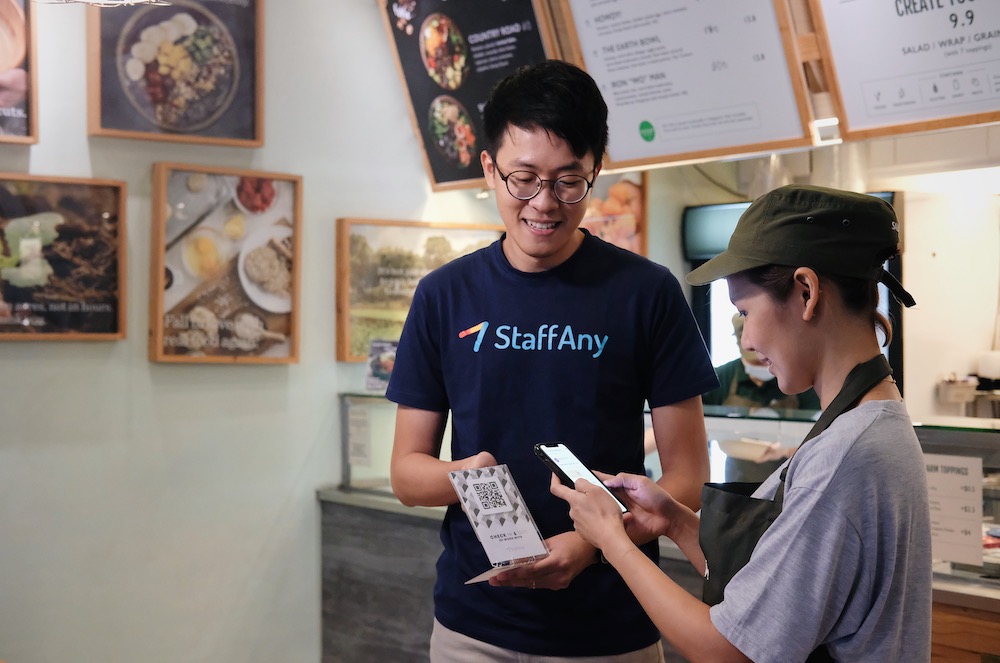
[149,162,302,364]
[0,173,126,340]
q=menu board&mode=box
[812,0,1000,140]
[381,0,555,190]
[556,0,812,168]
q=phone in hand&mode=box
[534,442,628,513]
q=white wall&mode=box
[0,3,498,663]
[1,3,999,663]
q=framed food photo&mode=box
[0,0,36,144]
[0,173,126,340]
[149,163,301,364]
[580,171,647,256]
[380,0,557,190]
[86,0,263,146]
[336,218,503,362]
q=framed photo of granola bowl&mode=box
[0,0,37,144]
[0,173,126,340]
[87,0,263,146]
[336,217,502,362]
[150,163,301,364]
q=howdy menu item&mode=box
[151,165,299,362]
[560,0,810,167]
[812,0,1000,138]
[448,464,549,584]
[381,0,553,188]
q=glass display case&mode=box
[338,393,1000,587]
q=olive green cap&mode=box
[686,184,915,307]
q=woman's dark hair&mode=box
[742,265,893,346]
[482,59,608,164]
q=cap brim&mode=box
[686,252,773,286]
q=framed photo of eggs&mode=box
[149,162,302,363]
[86,0,263,146]
[0,172,126,340]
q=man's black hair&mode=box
[482,59,608,165]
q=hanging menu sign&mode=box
[812,0,1000,140]
[557,0,812,168]
[380,0,555,191]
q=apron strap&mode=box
[774,354,892,503]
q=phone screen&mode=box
[534,443,628,513]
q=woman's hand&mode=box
[550,473,632,553]
[601,471,677,544]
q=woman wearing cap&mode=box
[551,184,932,662]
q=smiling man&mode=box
[386,60,718,662]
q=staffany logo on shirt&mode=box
[458,321,609,358]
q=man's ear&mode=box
[793,268,821,321]
[481,151,497,191]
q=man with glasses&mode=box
[387,60,718,662]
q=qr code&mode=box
[471,479,513,515]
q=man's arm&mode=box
[651,395,710,511]
[389,404,496,507]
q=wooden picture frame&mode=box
[336,218,503,362]
[0,0,37,144]
[379,0,558,191]
[808,0,1000,141]
[149,163,301,363]
[551,0,814,169]
[580,171,648,256]
[87,0,264,147]
[0,173,126,340]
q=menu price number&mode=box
[960,483,977,493]
[704,24,719,35]
[950,10,974,28]
[743,14,757,24]
[711,60,728,73]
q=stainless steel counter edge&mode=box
[317,485,1000,613]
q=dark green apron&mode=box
[699,355,892,662]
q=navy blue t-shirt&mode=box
[386,230,717,656]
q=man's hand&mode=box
[487,530,597,591]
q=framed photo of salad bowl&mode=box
[149,163,302,364]
[87,0,263,146]
[0,173,126,340]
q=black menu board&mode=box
[811,0,1000,140]
[381,0,555,190]
[554,0,813,169]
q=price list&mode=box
[564,0,809,165]
[924,453,983,566]
[815,0,1000,137]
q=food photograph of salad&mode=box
[91,0,260,145]
[427,95,476,169]
[419,13,468,91]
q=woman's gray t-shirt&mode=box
[710,400,932,662]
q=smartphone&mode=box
[534,442,628,513]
